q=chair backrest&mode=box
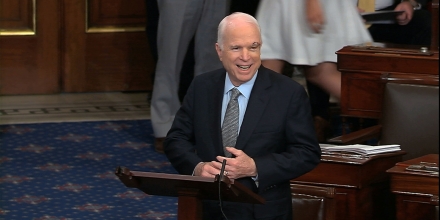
[290,183,335,220]
[380,82,439,160]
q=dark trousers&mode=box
[229,0,260,16]
[368,9,432,46]
[307,81,330,120]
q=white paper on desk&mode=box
[361,10,404,24]
[320,144,401,155]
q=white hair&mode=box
[217,12,261,50]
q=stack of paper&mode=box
[320,144,401,155]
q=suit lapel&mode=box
[235,67,272,150]
[208,70,227,155]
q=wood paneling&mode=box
[0,0,34,34]
[0,0,60,94]
[0,0,154,95]
[63,0,153,92]
[87,0,146,29]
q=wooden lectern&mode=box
[115,167,265,220]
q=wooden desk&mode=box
[291,151,405,220]
[387,154,439,220]
[337,44,439,119]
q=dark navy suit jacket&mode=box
[164,66,321,219]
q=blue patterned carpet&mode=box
[0,120,178,220]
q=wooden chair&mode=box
[290,183,336,220]
[329,80,439,161]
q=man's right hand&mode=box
[194,161,222,178]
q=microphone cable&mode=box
[218,159,229,220]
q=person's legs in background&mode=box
[178,38,195,102]
[306,81,331,143]
[304,62,341,143]
[151,0,226,153]
[147,0,198,153]
[261,59,285,73]
[304,62,341,100]
[151,0,194,153]
[145,0,195,104]
[145,0,159,61]
[145,0,159,88]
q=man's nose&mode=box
[240,49,250,60]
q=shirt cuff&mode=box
[192,162,205,176]
[252,174,259,187]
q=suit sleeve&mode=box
[253,82,321,191]
[163,81,202,175]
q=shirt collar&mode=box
[224,71,258,99]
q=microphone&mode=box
[219,159,227,180]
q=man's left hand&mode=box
[215,147,257,179]
[395,1,414,25]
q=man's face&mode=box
[215,21,262,86]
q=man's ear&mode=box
[215,43,222,61]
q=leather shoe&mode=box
[154,137,165,153]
